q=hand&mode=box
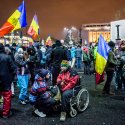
[49,86,53,90]
[26,58,30,62]
[61,81,65,86]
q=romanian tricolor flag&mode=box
[27,14,39,40]
[95,35,110,84]
[0,1,27,37]
[45,36,53,46]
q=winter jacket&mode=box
[83,51,90,62]
[14,53,29,75]
[105,50,117,71]
[0,52,16,91]
[119,51,125,70]
[57,68,80,92]
[29,75,51,104]
[50,46,68,67]
[75,48,82,58]
[71,47,76,59]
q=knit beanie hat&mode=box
[38,69,49,78]
[108,41,115,48]
[17,48,23,54]
[61,60,70,67]
[55,40,62,46]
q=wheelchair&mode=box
[69,85,89,117]
[50,76,89,118]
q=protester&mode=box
[83,46,91,74]
[49,40,68,85]
[103,41,117,95]
[57,60,80,121]
[0,43,16,118]
[4,46,16,97]
[29,69,56,117]
[14,48,29,104]
[117,40,125,92]
[70,46,76,68]
[75,45,82,69]
[27,46,40,85]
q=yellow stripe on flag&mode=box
[30,19,39,34]
[8,10,21,27]
[95,53,107,75]
[12,20,21,31]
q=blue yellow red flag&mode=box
[45,36,53,46]
[0,1,27,37]
[95,35,110,84]
[27,14,40,40]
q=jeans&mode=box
[84,61,91,74]
[17,74,29,101]
[61,89,79,112]
[76,57,82,69]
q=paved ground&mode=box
[0,73,125,125]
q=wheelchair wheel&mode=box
[76,88,89,112]
[70,108,77,118]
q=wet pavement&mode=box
[0,74,125,125]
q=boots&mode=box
[60,112,66,122]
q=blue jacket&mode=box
[75,48,82,58]
[71,47,76,59]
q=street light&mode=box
[64,26,77,45]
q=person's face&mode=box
[121,44,125,51]
[61,66,67,72]
[45,73,50,79]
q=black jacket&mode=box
[50,46,68,67]
[0,52,16,91]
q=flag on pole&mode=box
[0,1,27,37]
[45,36,52,46]
[27,14,39,40]
[95,35,110,84]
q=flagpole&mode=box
[25,26,29,46]
[94,60,97,94]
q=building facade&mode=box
[81,23,111,44]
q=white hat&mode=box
[17,48,23,54]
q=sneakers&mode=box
[60,112,66,122]
[20,100,27,105]
[25,99,29,103]
[20,99,29,105]
[34,109,46,118]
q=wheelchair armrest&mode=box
[72,85,82,97]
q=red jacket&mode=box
[57,69,79,92]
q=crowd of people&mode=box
[0,39,125,121]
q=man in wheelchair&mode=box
[57,60,80,122]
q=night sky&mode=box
[0,0,125,39]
